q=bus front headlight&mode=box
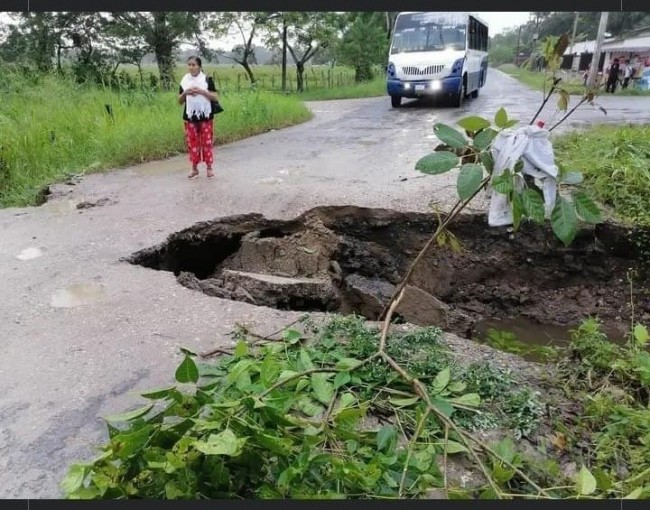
[387,62,396,77]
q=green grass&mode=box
[297,77,385,101]
[498,63,650,97]
[554,124,650,226]
[0,72,312,208]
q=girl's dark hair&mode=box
[187,55,202,68]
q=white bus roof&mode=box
[395,12,489,28]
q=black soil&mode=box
[128,206,650,340]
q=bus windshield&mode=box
[391,12,467,54]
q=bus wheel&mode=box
[391,95,402,108]
[471,88,479,98]
[452,83,464,107]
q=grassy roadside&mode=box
[0,73,312,208]
[296,77,385,101]
[554,123,650,227]
[498,63,650,97]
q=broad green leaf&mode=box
[492,438,516,464]
[494,107,508,128]
[491,171,513,194]
[623,487,644,499]
[175,354,199,384]
[297,396,323,417]
[634,324,649,347]
[492,463,516,484]
[234,339,249,358]
[443,440,469,454]
[575,465,597,495]
[433,123,467,149]
[61,464,88,495]
[415,151,459,175]
[431,398,454,418]
[551,197,578,246]
[561,170,584,185]
[335,357,363,371]
[473,128,498,150]
[481,152,494,173]
[451,393,481,407]
[376,425,397,452]
[448,381,467,393]
[389,396,420,407]
[522,189,545,223]
[457,115,491,133]
[193,429,246,456]
[432,367,450,394]
[335,392,357,412]
[457,164,485,200]
[504,119,519,128]
[278,370,300,383]
[105,403,154,423]
[333,371,351,389]
[572,192,602,224]
[557,89,570,111]
[283,329,302,344]
[299,349,315,371]
[140,386,176,400]
[593,467,612,491]
[311,373,334,405]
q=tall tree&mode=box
[337,13,388,83]
[110,12,203,89]
[265,12,340,92]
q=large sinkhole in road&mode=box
[128,206,649,343]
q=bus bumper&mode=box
[387,77,461,98]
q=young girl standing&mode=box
[178,56,219,179]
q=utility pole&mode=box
[569,12,580,72]
[587,12,609,90]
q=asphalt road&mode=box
[1,69,650,498]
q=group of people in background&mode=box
[584,58,640,93]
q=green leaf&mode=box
[283,329,302,344]
[432,367,451,394]
[443,440,469,454]
[561,170,584,185]
[572,192,602,224]
[493,438,516,464]
[433,123,467,149]
[522,189,545,223]
[299,349,316,371]
[557,89,570,111]
[634,324,649,347]
[494,107,508,128]
[431,398,454,417]
[376,425,397,452]
[335,392,357,412]
[623,487,644,499]
[193,429,246,456]
[457,115,491,133]
[61,464,88,495]
[481,152,494,173]
[513,192,524,231]
[473,128,498,150]
[575,465,597,495]
[415,151,459,175]
[335,358,363,371]
[492,463,516,484]
[457,164,485,200]
[234,339,249,358]
[333,371,351,389]
[491,171,513,194]
[104,403,154,423]
[551,196,578,246]
[175,354,199,384]
[140,386,176,400]
[311,373,334,405]
[504,119,519,128]
[389,396,420,407]
[451,393,481,407]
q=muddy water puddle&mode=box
[127,206,649,349]
[50,283,106,308]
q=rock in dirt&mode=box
[395,285,449,328]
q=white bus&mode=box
[386,12,489,107]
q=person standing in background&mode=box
[622,61,634,89]
[606,58,621,93]
[178,56,219,180]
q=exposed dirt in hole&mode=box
[128,206,650,341]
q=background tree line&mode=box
[0,12,399,91]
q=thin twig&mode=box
[443,424,450,499]
[398,408,431,497]
[530,78,560,125]
[548,97,588,132]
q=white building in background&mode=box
[563,28,650,89]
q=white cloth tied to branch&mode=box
[488,125,559,227]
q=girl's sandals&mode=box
[206,169,215,179]
[187,169,199,180]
